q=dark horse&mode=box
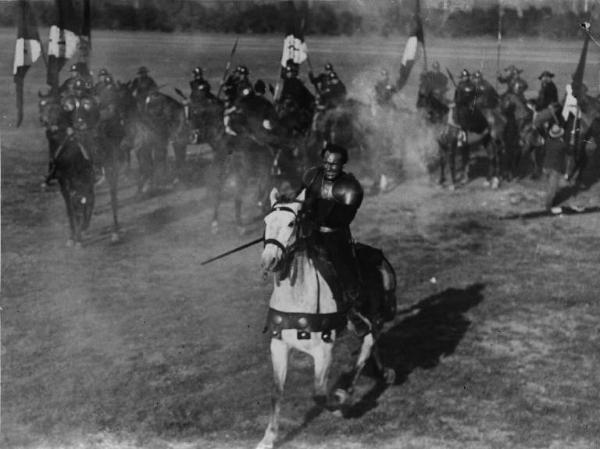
[144,90,190,183]
[209,93,283,233]
[52,132,96,247]
[40,89,122,244]
[436,104,501,189]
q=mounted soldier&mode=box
[533,70,560,132]
[308,62,335,95]
[189,66,211,98]
[277,62,315,136]
[279,62,314,111]
[94,68,114,96]
[131,66,158,112]
[497,65,525,92]
[419,61,448,104]
[320,71,347,109]
[453,69,488,136]
[60,62,93,97]
[300,143,380,331]
[472,70,499,109]
[57,77,102,181]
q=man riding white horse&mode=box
[300,143,381,332]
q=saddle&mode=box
[310,242,396,323]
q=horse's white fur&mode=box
[257,189,337,449]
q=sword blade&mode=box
[201,236,264,266]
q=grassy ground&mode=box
[2,32,600,449]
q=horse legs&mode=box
[311,340,334,406]
[257,338,289,449]
[60,182,78,246]
[106,149,120,243]
[334,333,375,406]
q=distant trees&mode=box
[0,0,595,38]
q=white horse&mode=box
[257,188,395,449]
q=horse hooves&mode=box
[383,368,396,385]
[110,232,120,243]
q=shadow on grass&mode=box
[342,282,486,419]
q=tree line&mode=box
[1,0,596,39]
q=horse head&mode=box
[261,188,305,273]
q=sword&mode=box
[201,236,263,266]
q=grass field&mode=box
[2,30,600,449]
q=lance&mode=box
[201,236,263,266]
[496,2,503,90]
[216,36,240,99]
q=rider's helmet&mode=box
[459,69,471,82]
[192,66,204,78]
[324,62,334,72]
[432,61,440,71]
[237,65,249,76]
[137,66,149,75]
[380,68,389,78]
[328,71,339,80]
[472,70,483,82]
[98,68,109,77]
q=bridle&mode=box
[263,202,299,256]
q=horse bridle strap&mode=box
[263,204,299,253]
[263,238,286,253]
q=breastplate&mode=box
[319,178,334,200]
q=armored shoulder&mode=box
[332,173,363,207]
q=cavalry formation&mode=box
[415,61,600,193]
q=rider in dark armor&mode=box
[308,62,335,95]
[190,66,211,98]
[279,62,315,112]
[94,68,113,95]
[419,61,448,104]
[58,77,102,180]
[374,69,397,107]
[131,66,158,112]
[320,71,347,109]
[60,62,93,97]
[453,69,488,134]
[472,70,499,109]
[497,65,523,89]
[301,143,380,331]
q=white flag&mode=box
[48,24,79,59]
[281,34,307,67]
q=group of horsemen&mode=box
[412,61,592,183]
[43,58,381,333]
[40,57,589,334]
